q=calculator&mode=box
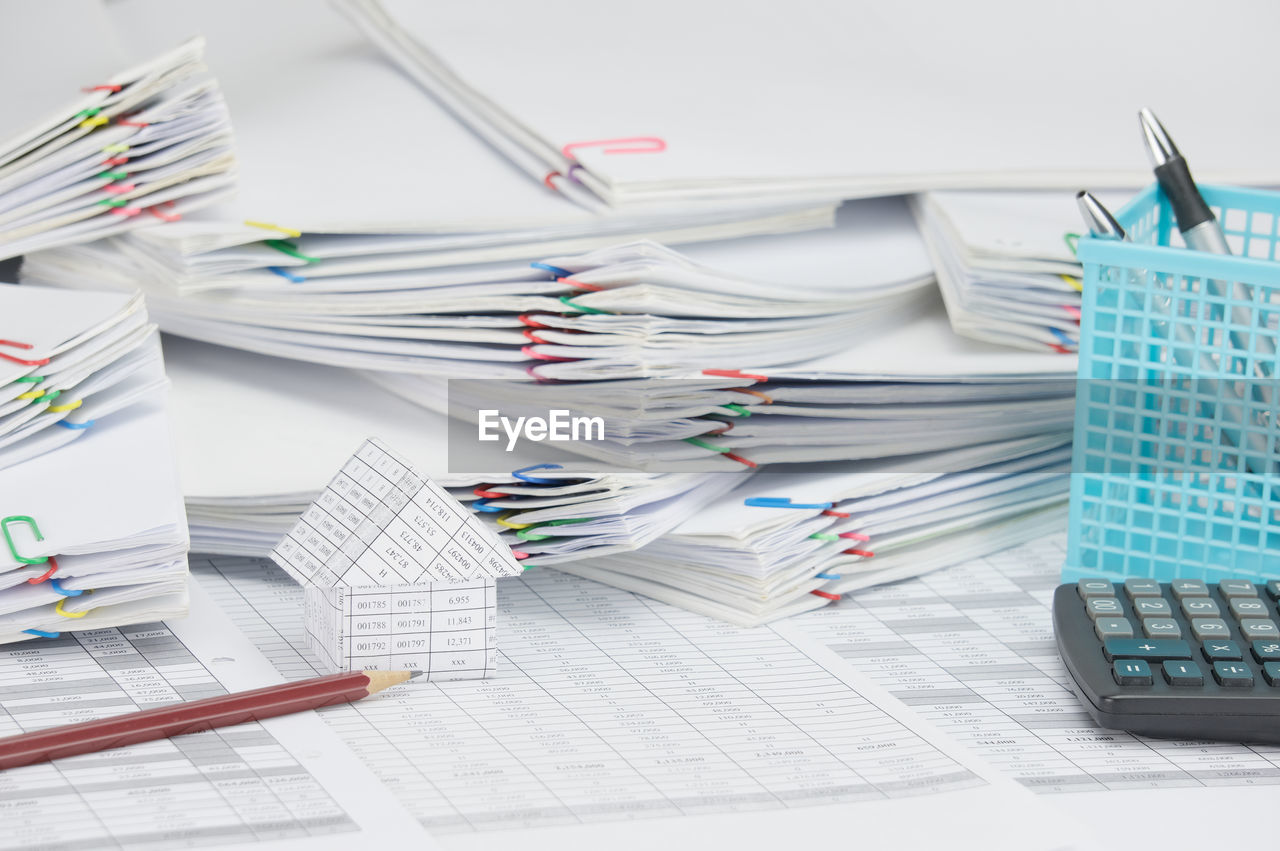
[1053,577,1280,744]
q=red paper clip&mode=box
[522,329,549,345]
[100,156,128,167]
[109,206,142,217]
[842,548,875,558]
[822,509,850,518]
[543,171,562,191]
[83,84,122,93]
[117,116,149,128]
[562,137,667,158]
[559,277,604,292]
[703,368,769,382]
[724,452,757,469]
[473,487,507,499]
[0,340,49,367]
[148,202,181,222]
[102,183,136,194]
[27,557,58,584]
[518,313,553,330]
[838,531,870,542]
[512,550,530,560]
[811,590,841,601]
[520,345,576,363]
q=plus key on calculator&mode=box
[1054,577,1280,743]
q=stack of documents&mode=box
[374,293,1078,471]
[0,284,188,642]
[559,436,1070,625]
[344,0,1280,206]
[0,4,234,259]
[24,198,928,379]
[166,337,742,562]
[913,191,1126,351]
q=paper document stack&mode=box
[913,191,1128,351]
[0,3,234,259]
[166,338,742,563]
[0,284,188,642]
[560,436,1070,625]
[344,0,1280,206]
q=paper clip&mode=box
[838,531,871,542]
[471,499,505,513]
[516,517,592,542]
[117,116,148,128]
[268,266,307,283]
[1062,305,1082,321]
[743,497,834,510]
[101,156,129,167]
[561,137,667,158]
[109,206,142,217]
[518,313,553,330]
[809,533,837,541]
[543,171,562,191]
[496,512,532,530]
[27,557,58,584]
[245,220,302,238]
[102,143,129,154]
[50,579,83,597]
[531,262,572,278]
[76,108,108,129]
[265,239,320,263]
[473,486,508,499]
[702,368,769,382]
[47,398,82,413]
[14,374,42,382]
[512,464,563,485]
[558,296,610,315]
[2,516,48,564]
[97,198,129,207]
[815,572,841,581]
[811,590,841,601]
[683,437,757,469]
[0,340,50,367]
[1063,232,1081,257]
[1061,275,1084,293]
[83,84,122,93]
[102,183,136,195]
[56,419,94,430]
[147,203,181,223]
[719,403,751,417]
[511,550,530,560]
[17,389,45,402]
[22,629,60,638]
[521,345,577,362]
[731,388,773,404]
[55,597,90,618]
[842,548,875,558]
[97,169,128,181]
[561,278,604,292]
[522,329,550,345]
[1048,327,1075,348]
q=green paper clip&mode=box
[2,516,48,565]
[97,198,129,207]
[96,170,128,181]
[719,403,751,417]
[684,437,730,454]
[264,239,321,263]
[558,296,610,315]
[809,533,838,541]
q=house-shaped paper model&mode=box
[270,438,522,679]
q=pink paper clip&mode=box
[562,137,667,159]
[0,340,49,367]
[148,201,181,222]
[109,206,142,217]
[102,183,136,194]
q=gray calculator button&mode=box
[1219,580,1258,598]
[1142,618,1181,638]
[1133,598,1172,619]
[1086,598,1124,619]
[1124,578,1162,599]
[1191,618,1232,640]
[1077,579,1115,600]
[1094,618,1134,639]
[1171,579,1210,599]
[1240,619,1280,640]
[1181,597,1221,618]
[1229,598,1270,620]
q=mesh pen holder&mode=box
[1065,183,1280,583]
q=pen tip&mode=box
[1138,107,1178,166]
[1076,191,1125,241]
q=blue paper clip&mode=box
[57,419,95,430]
[511,464,563,485]
[1048,326,1075,347]
[530,262,571,279]
[49,578,83,597]
[471,498,505,513]
[743,497,835,510]
[22,629,60,638]
[815,572,841,580]
[268,266,306,283]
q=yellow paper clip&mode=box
[1060,274,1083,293]
[496,511,532,530]
[244,220,302,238]
[47,399,82,413]
[17,390,44,401]
[79,115,109,129]
[102,143,130,154]
[55,596,90,618]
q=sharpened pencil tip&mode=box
[408,670,424,679]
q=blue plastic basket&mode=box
[1064,183,1280,584]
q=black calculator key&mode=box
[1252,641,1280,662]
[1266,580,1280,601]
[1113,660,1153,686]
[1103,638,1192,661]
[1212,662,1255,687]
[1162,660,1204,686]
[1086,598,1124,619]
[1202,640,1243,661]
[1093,618,1133,639]
[1263,662,1280,686]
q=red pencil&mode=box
[0,669,419,771]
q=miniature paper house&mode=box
[270,439,522,679]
